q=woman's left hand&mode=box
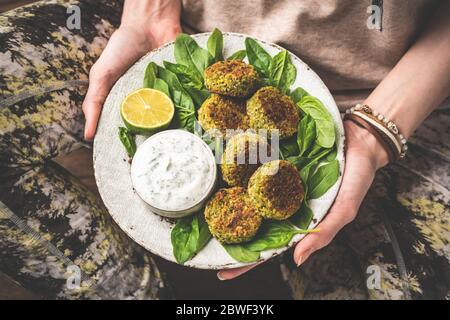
[217,120,389,280]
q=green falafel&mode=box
[204,60,260,97]
[221,132,272,187]
[247,86,299,138]
[198,94,249,136]
[205,187,262,244]
[248,160,304,220]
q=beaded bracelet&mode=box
[344,104,408,160]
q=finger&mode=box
[293,205,354,266]
[217,263,260,280]
[294,146,376,266]
[82,75,110,141]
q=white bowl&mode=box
[130,130,217,218]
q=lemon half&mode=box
[121,88,174,134]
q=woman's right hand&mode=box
[82,0,181,141]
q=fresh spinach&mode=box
[185,87,210,108]
[163,61,203,89]
[171,213,212,264]
[291,201,314,229]
[227,49,247,60]
[279,136,299,159]
[269,50,296,94]
[207,28,224,62]
[307,159,339,199]
[223,220,318,263]
[297,114,316,157]
[245,37,272,77]
[156,66,197,132]
[118,127,136,157]
[223,244,260,263]
[174,33,213,78]
[152,78,170,97]
[245,220,313,252]
[143,62,158,88]
[298,96,335,148]
[290,87,309,104]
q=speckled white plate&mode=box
[93,32,345,269]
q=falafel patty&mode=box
[248,160,304,220]
[221,132,272,187]
[204,60,260,97]
[198,94,249,137]
[247,86,299,138]
[205,187,262,244]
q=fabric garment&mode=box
[0,0,171,299]
[181,0,440,110]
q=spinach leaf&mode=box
[143,62,158,88]
[245,37,272,77]
[279,136,299,159]
[171,213,211,264]
[287,156,314,173]
[163,61,203,89]
[269,50,296,94]
[207,28,224,62]
[288,146,329,173]
[297,114,316,157]
[174,33,213,78]
[323,145,337,162]
[298,96,335,148]
[291,201,314,229]
[185,87,210,108]
[245,221,298,251]
[288,146,335,191]
[156,66,196,132]
[243,220,318,252]
[308,159,340,199]
[227,49,247,60]
[118,127,136,157]
[223,244,260,263]
[290,87,309,104]
[152,78,170,97]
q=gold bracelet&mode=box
[345,104,408,159]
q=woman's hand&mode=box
[83,0,181,141]
[217,120,389,280]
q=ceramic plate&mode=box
[93,32,345,269]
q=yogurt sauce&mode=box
[131,130,217,213]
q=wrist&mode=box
[120,0,181,49]
[344,120,390,170]
[147,21,182,46]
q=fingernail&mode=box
[217,272,225,281]
[296,249,312,267]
